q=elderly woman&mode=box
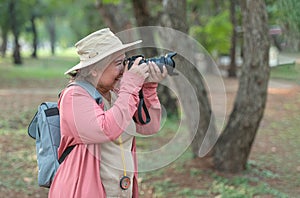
[48,28,167,198]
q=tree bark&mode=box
[213,0,270,172]
[131,0,178,116]
[0,29,8,57]
[131,0,158,57]
[47,16,56,56]
[9,0,22,64]
[95,0,132,33]
[160,0,217,157]
[132,0,155,27]
[31,15,38,58]
[228,0,237,77]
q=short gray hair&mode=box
[70,55,113,85]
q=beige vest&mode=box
[100,91,136,198]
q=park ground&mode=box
[0,53,299,197]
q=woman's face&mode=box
[96,54,126,93]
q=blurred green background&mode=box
[1,0,300,197]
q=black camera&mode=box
[124,52,177,76]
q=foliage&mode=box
[0,0,32,35]
[267,0,300,51]
[1,0,299,62]
[64,1,105,43]
[0,1,10,31]
[276,0,300,34]
[101,0,120,5]
[189,10,232,56]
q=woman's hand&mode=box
[145,61,168,83]
[125,57,149,80]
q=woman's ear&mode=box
[91,69,98,77]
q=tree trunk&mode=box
[228,0,237,77]
[213,0,270,172]
[31,15,38,58]
[0,29,8,57]
[131,0,158,57]
[46,16,56,55]
[0,0,9,57]
[160,0,217,157]
[12,36,22,64]
[9,0,22,65]
[132,0,155,27]
[95,0,132,33]
[131,0,178,116]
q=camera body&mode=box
[125,52,177,76]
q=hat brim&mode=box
[64,40,142,75]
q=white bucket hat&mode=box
[64,28,142,75]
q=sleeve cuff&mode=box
[119,72,145,95]
[143,82,158,89]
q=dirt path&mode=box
[0,77,299,197]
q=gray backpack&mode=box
[28,81,102,188]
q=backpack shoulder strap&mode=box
[57,81,102,163]
[58,145,75,164]
[68,81,102,105]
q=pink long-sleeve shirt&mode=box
[48,72,161,198]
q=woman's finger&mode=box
[149,64,156,75]
[162,66,168,78]
[152,62,161,73]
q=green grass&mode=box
[135,115,181,149]
[258,98,300,194]
[151,178,178,197]
[176,188,208,197]
[0,129,48,195]
[209,175,289,198]
[0,55,77,80]
[0,54,76,89]
[270,63,300,83]
[141,149,290,197]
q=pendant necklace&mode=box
[118,136,131,190]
